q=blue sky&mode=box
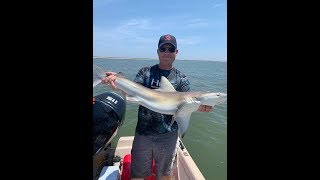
[93,0,226,61]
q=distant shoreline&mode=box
[93,57,157,60]
[93,57,226,62]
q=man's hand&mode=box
[198,105,213,112]
[102,72,126,96]
[102,72,118,90]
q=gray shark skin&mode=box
[114,73,227,138]
[93,64,227,137]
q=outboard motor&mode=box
[93,91,126,155]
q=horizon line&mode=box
[93,56,227,62]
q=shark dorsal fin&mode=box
[156,76,176,92]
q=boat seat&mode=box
[121,154,156,180]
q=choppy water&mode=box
[93,58,227,180]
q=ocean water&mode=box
[93,58,227,180]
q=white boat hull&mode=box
[94,136,205,180]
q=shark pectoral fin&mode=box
[126,95,140,103]
[175,100,201,138]
[175,115,191,138]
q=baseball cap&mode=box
[158,34,177,49]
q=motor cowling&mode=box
[93,92,126,155]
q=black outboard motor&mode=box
[93,92,126,155]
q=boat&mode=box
[93,135,205,180]
[93,92,206,180]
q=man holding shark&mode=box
[102,34,215,180]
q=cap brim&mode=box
[158,42,176,48]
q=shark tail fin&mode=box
[93,64,106,87]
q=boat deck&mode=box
[94,136,205,180]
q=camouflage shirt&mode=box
[134,64,190,135]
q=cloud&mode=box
[94,16,219,58]
[213,3,224,8]
[94,17,213,52]
[178,36,206,46]
[94,16,214,45]
[94,18,160,49]
[117,19,156,32]
[185,18,209,28]
[93,0,119,8]
[208,0,225,8]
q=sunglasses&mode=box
[159,47,176,53]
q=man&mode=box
[103,34,212,180]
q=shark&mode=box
[93,64,227,138]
